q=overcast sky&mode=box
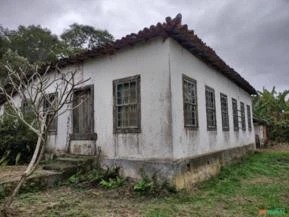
[0,0,288,92]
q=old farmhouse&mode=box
[0,14,257,188]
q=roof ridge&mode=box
[49,13,256,95]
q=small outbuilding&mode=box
[253,117,269,148]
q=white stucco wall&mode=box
[48,37,173,160]
[168,38,255,159]
[0,36,256,162]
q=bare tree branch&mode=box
[0,63,90,214]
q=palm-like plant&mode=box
[253,87,289,123]
[253,87,289,142]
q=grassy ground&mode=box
[1,149,289,217]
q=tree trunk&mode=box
[1,122,46,215]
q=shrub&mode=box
[133,171,176,196]
[0,105,37,165]
[68,166,125,189]
[99,177,124,189]
[133,176,154,193]
[269,121,289,142]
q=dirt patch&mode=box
[0,166,26,184]
[259,143,289,152]
[8,186,144,217]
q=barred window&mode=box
[205,86,216,130]
[220,93,229,131]
[43,93,58,133]
[240,102,246,131]
[183,75,198,128]
[247,105,252,131]
[113,75,141,133]
[232,98,239,131]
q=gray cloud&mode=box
[0,0,288,91]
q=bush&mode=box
[0,105,37,165]
[133,171,176,196]
[99,177,124,189]
[269,121,289,142]
[68,166,125,189]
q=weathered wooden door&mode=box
[72,86,95,140]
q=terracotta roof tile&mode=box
[0,14,256,105]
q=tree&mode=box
[0,50,32,85]
[3,25,70,64]
[0,25,72,85]
[0,25,10,59]
[0,24,114,84]
[253,87,289,122]
[60,23,114,50]
[0,62,89,215]
[253,87,289,142]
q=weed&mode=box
[99,177,124,189]
[145,208,171,217]
[134,176,154,193]
[133,172,176,196]
[68,166,125,190]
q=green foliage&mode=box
[0,23,114,85]
[68,169,102,184]
[61,23,114,50]
[0,50,33,84]
[253,87,289,142]
[99,177,124,189]
[3,151,289,217]
[2,25,70,64]
[0,105,37,165]
[133,176,154,193]
[68,166,125,189]
[133,172,176,196]
[269,122,289,142]
[145,208,171,217]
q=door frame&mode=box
[70,84,97,140]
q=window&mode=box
[240,102,246,131]
[205,86,216,130]
[43,93,58,133]
[113,75,141,133]
[183,75,198,128]
[247,105,252,131]
[232,98,239,131]
[220,93,229,131]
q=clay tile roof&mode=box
[48,13,256,94]
[0,13,256,106]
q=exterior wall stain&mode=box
[174,143,254,189]
[103,143,255,189]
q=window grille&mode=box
[113,75,141,133]
[205,86,216,130]
[183,75,198,128]
[220,93,229,131]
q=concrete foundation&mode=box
[103,143,255,189]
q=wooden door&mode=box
[72,86,96,140]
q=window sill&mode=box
[114,128,141,134]
[70,133,97,140]
[184,126,199,130]
[207,128,217,131]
